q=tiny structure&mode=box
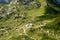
[25,23,33,28]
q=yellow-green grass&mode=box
[0,0,60,40]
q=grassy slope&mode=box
[0,0,60,40]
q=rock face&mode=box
[18,0,34,4]
[56,0,60,6]
[47,0,60,12]
[18,0,34,2]
[0,0,11,3]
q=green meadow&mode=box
[0,0,60,40]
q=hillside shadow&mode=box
[35,6,60,32]
[41,33,56,40]
[35,7,58,21]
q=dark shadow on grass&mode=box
[35,7,58,21]
[41,33,56,40]
[35,6,60,32]
[41,20,60,32]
